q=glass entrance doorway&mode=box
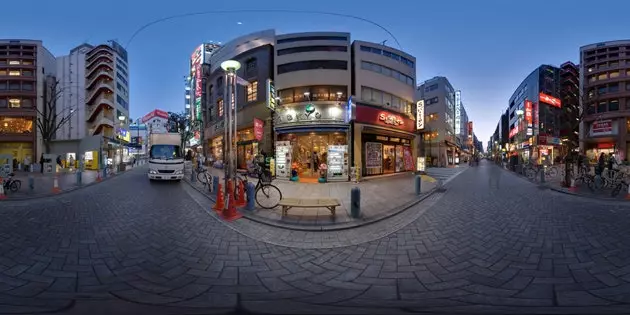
[278,132,347,182]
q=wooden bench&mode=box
[278,198,341,217]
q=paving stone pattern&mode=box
[1,160,630,314]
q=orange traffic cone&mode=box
[213,183,225,212]
[221,180,242,221]
[52,175,61,193]
[0,178,6,200]
[235,181,246,207]
[96,170,102,182]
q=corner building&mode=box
[351,41,417,176]
[580,40,630,161]
[273,32,352,182]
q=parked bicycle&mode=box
[524,164,558,181]
[2,173,21,193]
[233,164,282,209]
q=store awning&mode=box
[362,126,415,139]
[275,124,349,134]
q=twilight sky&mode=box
[2,0,629,148]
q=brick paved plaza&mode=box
[0,160,630,314]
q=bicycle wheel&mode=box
[611,184,622,197]
[197,171,209,184]
[9,180,20,192]
[255,184,282,209]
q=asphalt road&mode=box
[1,161,630,314]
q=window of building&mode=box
[277,60,347,74]
[21,99,32,107]
[609,83,619,93]
[0,82,5,90]
[426,97,439,105]
[598,73,607,80]
[0,99,6,108]
[277,45,347,56]
[8,60,20,65]
[610,61,619,67]
[311,86,330,101]
[277,85,346,103]
[598,87,607,95]
[609,99,620,111]
[0,117,33,134]
[8,82,19,90]
[22,70,32,76]
[22,60,33,66]
[360,61,414,86]
[246,58,257,73]
[597,101,607,113]
[359,45,414,68]
[276,36,347,44]
[588,89,595,99]
[8,70,20,76]
[22,82,33,91]
[9,98,21,108]
[361,86,410,113]
[246,81,257,102]
[217,76,223,87]
[610,71,620,78]
[425,84,438,92]
[217,99,224,117]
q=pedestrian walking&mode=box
[488,164,502,189]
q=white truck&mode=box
[147,133,185,181]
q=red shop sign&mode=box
[254,118,264,141]
[539,92,561,108]
[525,100,533,126]
[355,105,414,132]
[509,126,518,139]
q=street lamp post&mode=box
[221,60,241,206]
[118,115,126,172]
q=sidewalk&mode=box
[1,161,147,201]
[184,166,439,230]
[503,164,629,201]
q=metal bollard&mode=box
[540,169,545,183]
[351,187,361,218]
[191,169,196,182]
[76,171,82,186]
[28,175,34,192]
[245,182,256,210]
[212,176,219,196]
[415,175,422,195]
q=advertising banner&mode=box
[539,92,561,108]
[254,118,264,141]
[416,100,424,130]
[525,100,533,126]
[590,120,614,136]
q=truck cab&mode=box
[148,133,185,181]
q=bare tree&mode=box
[167,111,200,155]
[35,76,75,154]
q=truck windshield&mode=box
[150,145,182,160]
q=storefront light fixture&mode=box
[220,60,241,71]
[119,115,125,121]
[516,109,524,116]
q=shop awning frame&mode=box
[361,126,416,139]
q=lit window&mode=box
[247,81,258,102]
[22,60,33,65]
[0,117,33,134]
[218,99,224,117]
[610,71,620,78]
[8,60,20,65]
[597,73,607,80]
[9,70,20,76]
[9,98,21,108]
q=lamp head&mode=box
[221,60,241,71]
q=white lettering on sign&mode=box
[379,113,404,126]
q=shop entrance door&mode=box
[383,145,395,174]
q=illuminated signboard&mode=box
[416,100,425,130]
[141,109,169,123]
[454,91,461,132]
[379,113,404,126]
[525,100,533,126]
[509,126,518,139]
[266,79,276,111]
[539,92,561,108]
[345,96,353,123]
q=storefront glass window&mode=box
[277,132,347,180]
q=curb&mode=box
[497,165,627,201]
[183,175,444,232]
[0,167,143,202]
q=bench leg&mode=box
[282,206,290,216]
[327,206,336,216]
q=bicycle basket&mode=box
[260,170,273,184]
